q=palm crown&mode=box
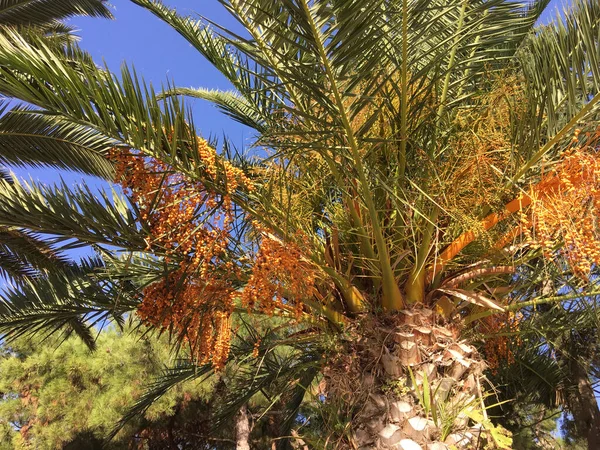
[0,0,599,447]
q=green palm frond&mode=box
[521,0,600,135]
[0,256,137,350]
[160,87,268,132]
[137,0,547,131]
[489,285,600,431]
[0,226,70,281]
[514,0,600,174]
[0,31,215,181]
[0,0,598,441]
[37,20,75,36]
[0,102,117,179]
[488,341,565,440]
[0,0,112,28]
[18,21,81,45]
[109,318,321,444]
[131,0,283,131]
[130,0,563,310]
[209,320,321,433]
[0,177,145,249]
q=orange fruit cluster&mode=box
[482,312,522,374]
[241,232,317,318]
[109,140,247,369]
[137,272,234,369]
[433,74,525,227]
[521,130,600,278]
[110,140,317,368]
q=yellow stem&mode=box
[429,192,535,279]
[406,206,439,303]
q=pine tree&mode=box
[0,326,230,449]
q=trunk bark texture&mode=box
[236,404,251,450]
[569,358,600,450]
[324,308,498,449]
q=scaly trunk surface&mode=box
[569,358,600,450]
[324,307,496,449]
[236,404,251,450]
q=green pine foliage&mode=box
[0,325,217,449]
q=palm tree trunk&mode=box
[325,308,494,449]
[236,404,251,450]
[569,358,600,450]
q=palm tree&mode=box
[0,0,117,347]
[0,0,599,448]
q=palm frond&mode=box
[131,0,282,133]
[0,226,70,281]
[19,20,81,45]
[130,1,563,307]
[0,0,112,27]
[209,320,321,433]
[519,0,600,152]
[0,256,138,350]
[0,177,145,249]
[0,31,221,183]
[109,317,321,444]
[161,87,267,132]
[0,102,117,179]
